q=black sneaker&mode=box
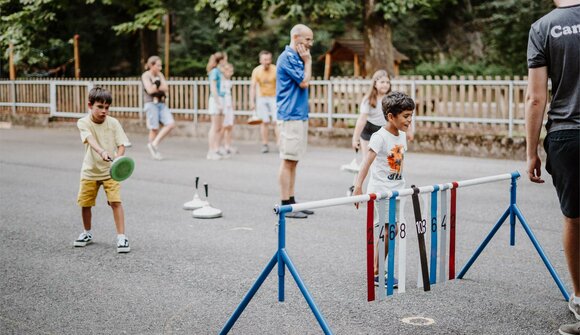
[117,237,130,253]
[74,232,93,247]
[285,211,308,219]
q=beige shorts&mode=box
[77,178,121,207]
[278,120,308,161]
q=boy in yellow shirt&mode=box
[74,87,131,253]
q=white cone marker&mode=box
[192,183,223,219]
[184,177,209,210]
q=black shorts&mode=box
[360,121,382,141]
[544,129,580,218]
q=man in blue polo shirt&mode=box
[276,24,314,219]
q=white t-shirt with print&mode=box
[360,98,386,126]
[367,127,407,194]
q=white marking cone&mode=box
[183,177,208,210]
[193,183,223,219]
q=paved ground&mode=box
[0,127,575,335]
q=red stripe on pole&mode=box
[449,182,458,280]
[367,198,375,302]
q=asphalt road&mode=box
[0,127,574,335]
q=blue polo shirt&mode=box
[276,46,309,121]
[208,68,225,97]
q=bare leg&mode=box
[261,122,269,145]
[152,123,175,147]
[223,125,233,148]
[279,159,298,199]
[563,216,580,296]
[208,115,224,152]
[148,129,159,144]
[81,207,92,231]
[110,202,125,235]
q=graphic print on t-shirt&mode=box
[387,144,404,181]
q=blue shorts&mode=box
[145,102,174,130]
[544,129,579,218]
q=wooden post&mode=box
[164,13,170,78]
[354,53,360,77]
[9,43,15,80]
[73,34,80,78]
[324,53,331,80]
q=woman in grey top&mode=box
[142,55,175,160]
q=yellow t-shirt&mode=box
[251,64,277,97]
[77,115,130,180]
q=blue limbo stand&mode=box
[220,204,333,335]
[220,171,569,335]
[457,172,570,302]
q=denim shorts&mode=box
[544,129,579,218]
[145,102,174,130]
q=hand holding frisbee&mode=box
[106,156,135,182]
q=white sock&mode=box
[117,234,126,241]
[84,230,92,235]
[574,295,580,305]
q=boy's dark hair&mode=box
[259,50,271,57]
[88,87,112,105]
[381,91,415,117]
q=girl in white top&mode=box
[352,70,392,163]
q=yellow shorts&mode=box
[77,178,121,207]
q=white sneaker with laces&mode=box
[74,232,93,247]
[117,237,130,253]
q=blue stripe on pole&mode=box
[387,195,398,296]
[430,186,439,284]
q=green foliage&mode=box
[409,59,512,77]
[473,0,554,75]
[112,7,166,34]
[0,0,61,67]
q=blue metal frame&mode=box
[456,171,570,301]
[220,205,333,335]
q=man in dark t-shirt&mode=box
[525,1,580,334]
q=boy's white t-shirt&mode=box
[367,127,407,194]
[360,98,387,126]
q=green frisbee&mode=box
[109,156,135,182]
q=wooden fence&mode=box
[0,76,543,137]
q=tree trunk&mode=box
[139,29,159,70]
[364,0,395,77]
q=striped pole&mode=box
[397,197,407,293]
[439,188,448,283]
[449,182,458,280]
[386,195,398,296]
[366,195,376,302]
[411,186,431,291]
[430,186,439,284]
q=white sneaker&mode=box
[206,151,222,160]
[74,232,93,247]
[117,237,130,253]
[218,148,231,159]
[147,143,162,160]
